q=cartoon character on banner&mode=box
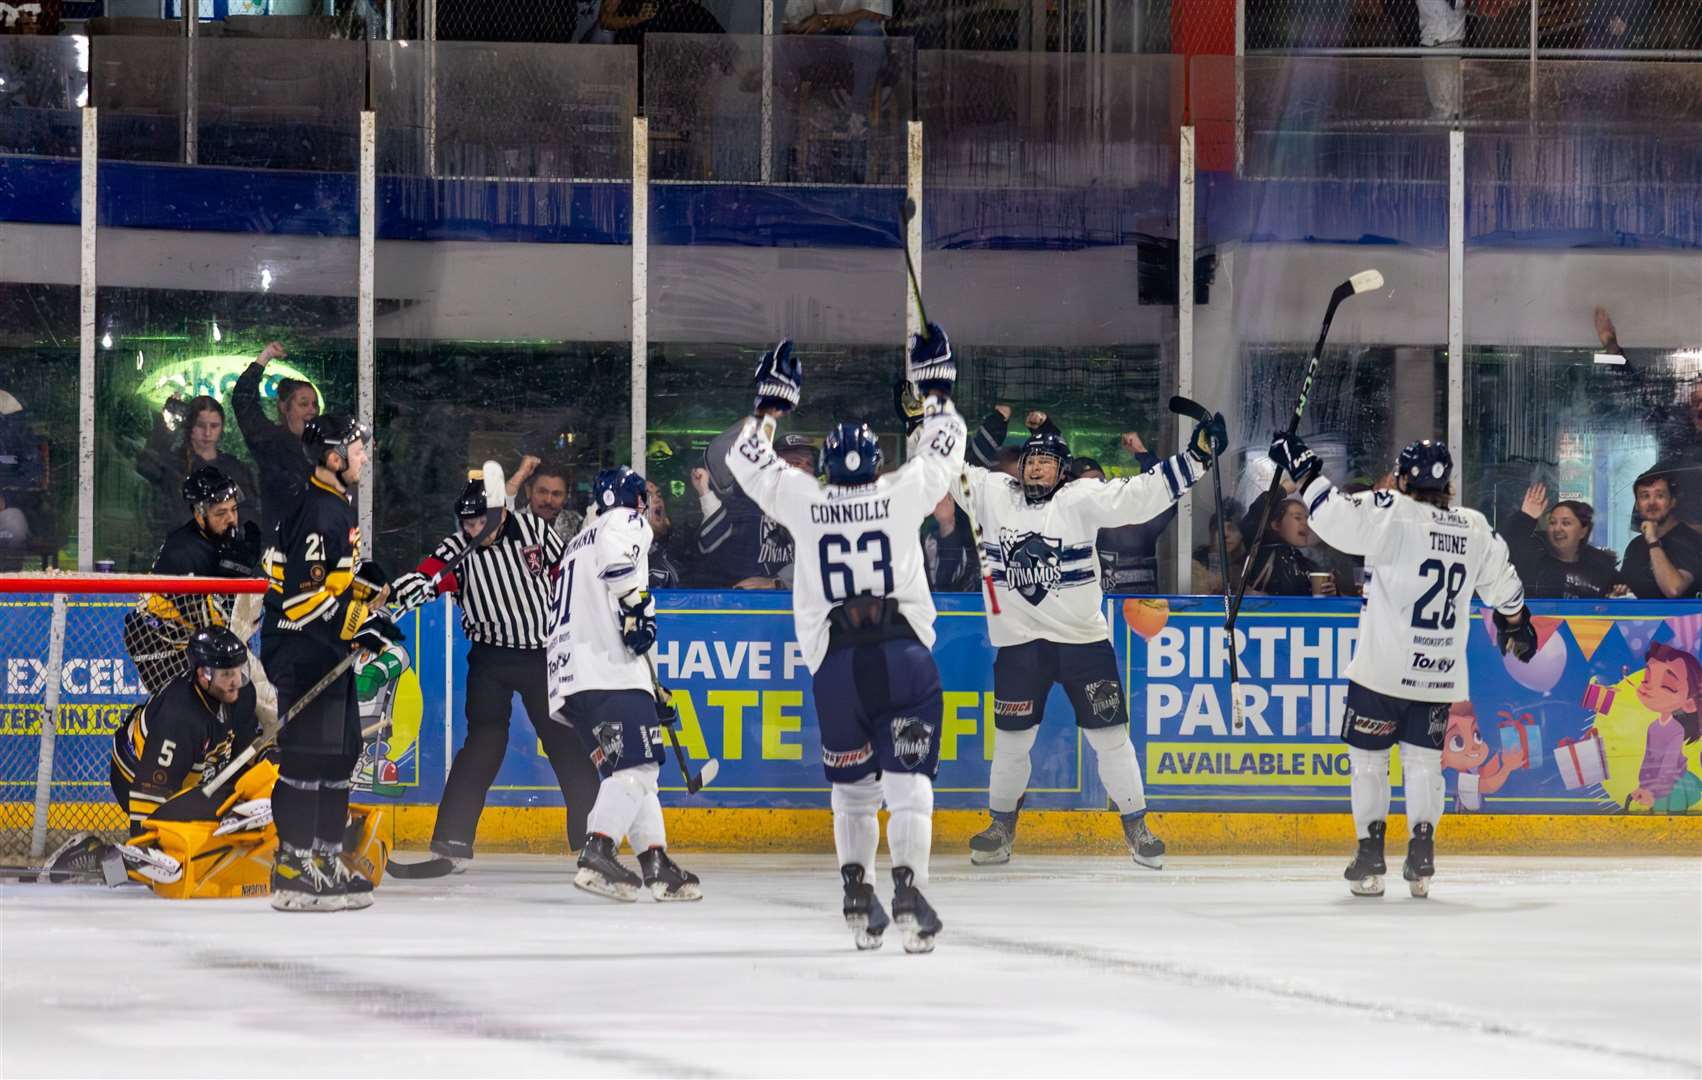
[352,633,417,793]
[1442,700,1529,811]
[1482,610,1567,693]
[1620,642,1702,814]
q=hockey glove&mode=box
[618,589,657,655]
[1268,431,1322,488]
[352,611,404,655]
[752,338,803,414]
[1494,606,1539,663]
[907,322,955,398]
[215,520,263,577]
[893,373,926,435]
[390,570,438,612]
[353,560,390,604]
[1186,412,1229,467]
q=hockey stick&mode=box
[1168,393,1241,727]
[900,198,1001,616]
[1223,270,1383,733]
[644,651,720,794]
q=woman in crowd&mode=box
[1241,493,1334,596]
[1505,482,1618,598]
[136,394,258,545]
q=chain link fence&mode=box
[1245,0,1702,52]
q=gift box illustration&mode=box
[1497,711,1545,769]
[1581,676,1621,715]
[1555,729,1608,790]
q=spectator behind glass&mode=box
[922,492,980,592]
[1615,472,1702,600]
[0,490,27,570]
[598,0,723,44]
[646,479,684,590]
[1191,500,1246,596]
[135,394,259,548]
[1654,378,1702,526]
[232,341,318,540]
[1242,494,1333,597]
[1416,0,1465,118]
[1505,481,1618,599]
[510,457,583,543]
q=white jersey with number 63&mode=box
[1299,476,1526,703]
[724,403,968,675]
[545,507,655,716]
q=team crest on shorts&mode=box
[1085,679,1123,723]
[1427,704,1449,741]
[592,721,624,767]
[890,716,935,770]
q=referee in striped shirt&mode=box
[402,475,600,867]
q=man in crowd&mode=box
[1615,471,1702,599]
[510,455,584,542]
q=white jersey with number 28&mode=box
[546,506,654,716]
[725,402,967,675]
[1299,476,1526,703]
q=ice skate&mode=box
[270,845,342,911]
[890,867,941,954]
[1122,812,1165,870]
[638,847,702,902]
[969,808,1018,866]
[1403,822,1435,898]
[574,834,641,902]
[1344,821,1387,898]
[840,864,889,951]
[320,852,373,911]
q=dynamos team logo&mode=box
[1001,531,1065,606]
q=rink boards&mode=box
[6,592,1702,851]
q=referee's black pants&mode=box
[431,643,600,856]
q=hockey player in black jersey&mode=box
[261,414,403,911]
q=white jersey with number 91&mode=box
[724,403,968,675]
[545,507,654,717]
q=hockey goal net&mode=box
[0,572,269,861]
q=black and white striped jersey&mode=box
[425,510,564,649]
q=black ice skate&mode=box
[1344,820,1387,898]
[271,845,341,912]
[42,832,126,886]
[890,866,941,954]
[840,864,889,951]
[1403,822,1435,898]
[320,852,373,911]
[1122,812,1165,870]
[574,834,641,902]
[638,847,702,902]
[969,808,1019,866]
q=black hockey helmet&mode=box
[775,433,818,471]
[182,465,240,511]
[821,422,880,485]
[1396,439,1452,493]
[187,626,248,673]
[1019,430,1071,504]
[302,413,372,467]
[455,477,489,519]
[593,466,648,512]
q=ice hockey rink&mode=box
[3,853,1698,1079]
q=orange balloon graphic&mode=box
[1124,597,1171,640]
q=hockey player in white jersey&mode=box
[546,466,701,902]
[958,414,1228,869]
[1267,435,1536,898]
[724,327,966,953]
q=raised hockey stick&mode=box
[645,651,720,794]
[900,198,1001,615]
[1169,393,1242,727]
[1222,270,1383,733]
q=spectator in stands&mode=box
[646,479,685,589]
[0,388,42,557]
[1242,493,1334,597]
[232,342,318,540]
[1416,0,1464,119]
[783,0,888,36]
[135,394,259,547]
[1191,501,1246,596]
[922,493,980,592]
[1614,471,1702,600]
[1505,481,1618,599]
[598,0,724,45]
[0,490,27,568]
[510,456,583,542]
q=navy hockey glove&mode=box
[352,611,404,654]
[753,338,803,414]
[1186,412,1229,467]
[389,571,437,612]
[1494,606,1538,663]
[215,520,263,576]
[618,590,657,655]
[1268,431,1322,487]
[907,322,955,398]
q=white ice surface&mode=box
[4,854,1699,1079]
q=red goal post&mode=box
[0,572,269,861]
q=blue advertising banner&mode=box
[6,590,1700,819]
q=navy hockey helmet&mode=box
[455,477,489,519]
[1018,430,1071,504]
[182,465,240,511]
[593,466,648,512]
[1396,439,1453,492]
[187,626,248,673]
[821,422,880,486]
[302,413,372,467]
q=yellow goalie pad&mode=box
[127,761,391,899]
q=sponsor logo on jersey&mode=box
[1001,531,1065,606]
[890,716,935,770]
[1344,707,1396,738]
[822,743,874,769]
[994,699,1034,717]
[1409,652,1456,674]
[1085,678,1123,723]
